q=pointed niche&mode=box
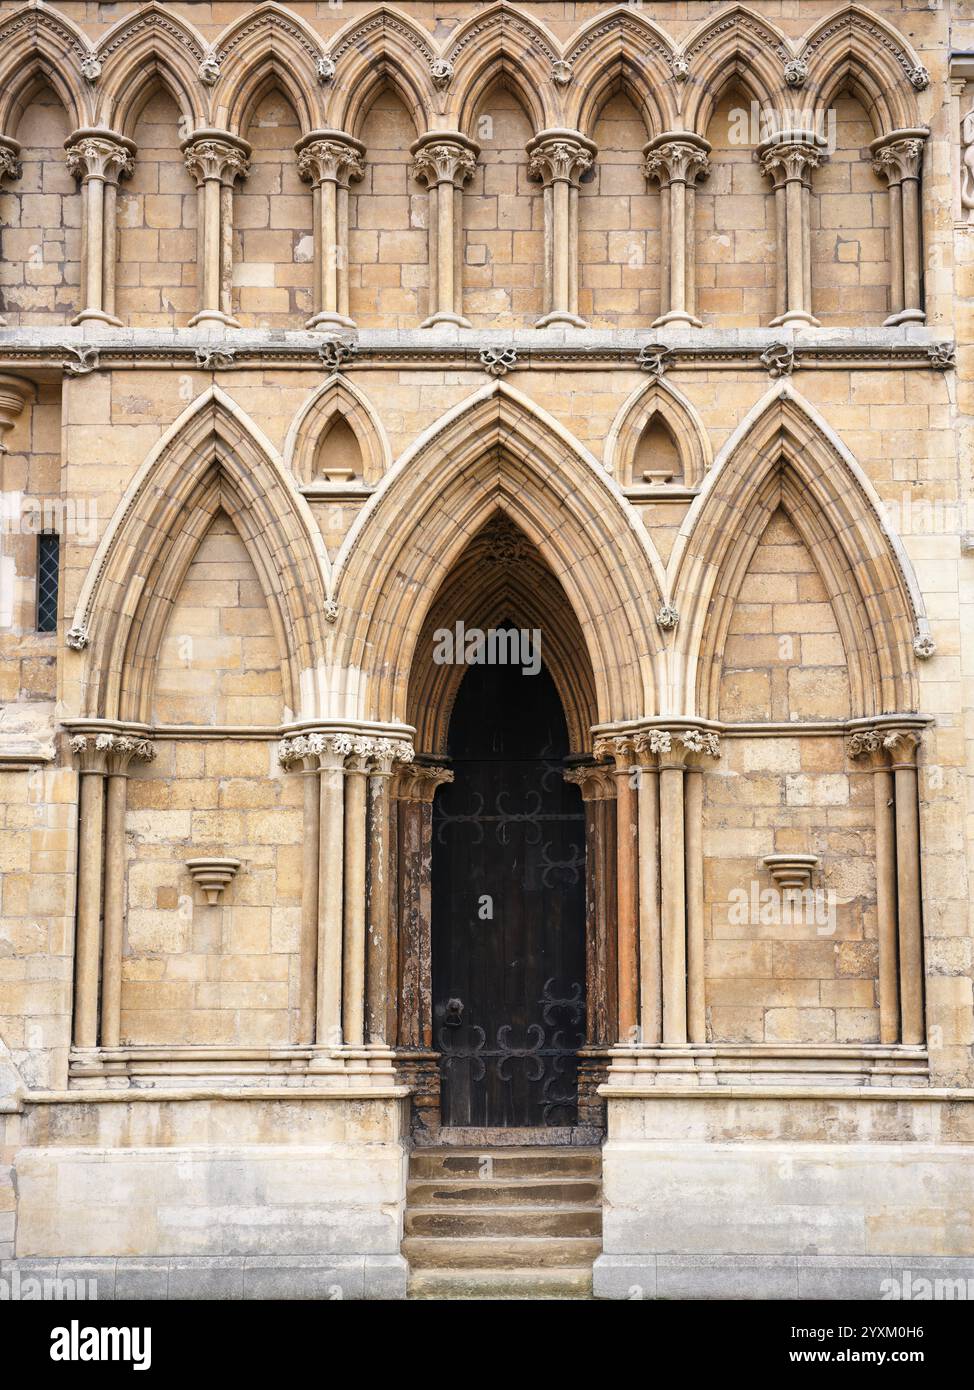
[151,511,286,726]
[718,507,851,722]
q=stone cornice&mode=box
[0,328,949,379]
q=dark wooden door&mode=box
[432,646,586,1127]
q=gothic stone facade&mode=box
[0,0,972,1301]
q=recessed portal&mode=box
[432,634,586,1127]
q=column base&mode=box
[884,308,926,326]
[306,311,358,331]
[419,311,472,328]
[71,309,124,328]
[769,309,821,328]
[652,310,703,328]
[188,309,242,328]
[535,310,588,329]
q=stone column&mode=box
[411,133,478,328]
[848,730,899,1045]
[631,734,662,1045]
[0,137,22,328]
[365,739,413,1044]
[65,129,136,327]
[595,736,639,1043]
[295,129,365,331]
[643,133,710,327]
[564,765,617,1047]
[314,734,350,1048]
[341,739,373,1047]
[870,130,927,325]
[758,132,828,328]
[683,753,707,1045]
[885,729,925,1045]
[279,735,323,1044]
[182,131,251,328]
[100,736,155,1049]
[527,129,597,328]
[657,740,688,1046]
[395,766,453,1050]
[69,736,109,1050]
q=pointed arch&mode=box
[565,6,676,139]
[605,377,711,488]
[0,3,90,132]
[670,384,924,719]
[408,517,598,756]
[800,5,925,136]
[212,3,327,134]
[70,388,331,723]
[446,3,560,134]
[284,374,390,487]
[324,6,434,139]
[680,6,788,135]
[94,5,207,137]
[331,382,664,730]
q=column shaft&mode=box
[99,772,128,1048]
[411,133,478,329]
[873,765,900,1045]
[614,761,639,1042]
[366,768,393,1044]
[298,766,320,1044]
[317,756,345,1047]
[636,765,661,1045]
[684,765,706,1044]
[182,132,250,328]
[342,761,369,1047]
[893,760,924,1045]
[527,129,595,328]
[659,763,687,1045]
[74,771,106,1049]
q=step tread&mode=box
[408,1267,593,1300]
[406,1203,603,1215]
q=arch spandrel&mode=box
[670,384,925,720]
[332,382,665,731]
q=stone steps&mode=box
[408,1267,595,1300]
[404,1144,602,1299]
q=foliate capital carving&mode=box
[396,764,454,802]
[411,135,478,189]
[758,135,828,188]
[371,738,415,775]
[592,735,634,767]
[643,135,710,188]
[182,134,250,187]
[871,136,925,184]
[69,731,155,774]
[296,133,365,188]
[563,764,616,801]
[527,131,595,188]
[66,133,134,184]
[847,724,923,767]
[0,138,22,186]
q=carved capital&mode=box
[182,131,251,187]
[758,133,828,188]
[870,130,927,185]
[295,130,365,188]
[0,136,22,186]
[396,764,454,802]
[69,730,155,775]
[848,723,923,769]
[563,764,616,801]
[65,130,135,185]
[370,738,415,776]
[630,726,721,769]
[526,129,596,188]
[411,133,478,189]
[642,133,711,188]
